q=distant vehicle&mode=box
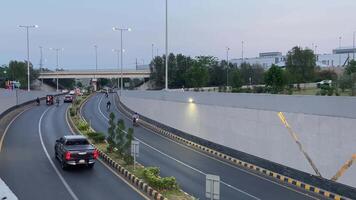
[62,89,69,93]
[46,95,54,105]
[101,86,114,93]
[317,80,332,88]
[55,135,98,170]
[69,90,75,95]
[63,95,73,103]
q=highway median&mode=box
[67,92,194,200]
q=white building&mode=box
[230,47,356,69]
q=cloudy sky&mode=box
[0,0,355,69]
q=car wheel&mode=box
[88,163,94,169]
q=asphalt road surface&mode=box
[82,93,326,200]
[0,99,146,200]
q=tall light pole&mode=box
[151,43,154,60]
[226,47,230,87]
[353,31,355,61]
[19,25,38,91]
[94,45,98,79]
[113,27,131,96]
[241,41,244,63]
[49,48,63,92]
[112,49,120,88]
[339,36,342,67]
[165,0,169,90]
[39,46,43,85]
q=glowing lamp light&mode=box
[188,98,194,103]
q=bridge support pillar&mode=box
[91,78,98,91]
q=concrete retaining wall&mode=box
[121,91,356,188]
[0,89,57,114]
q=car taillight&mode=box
[65,152,71,160]
[93,149,99,159]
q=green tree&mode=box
[124,128,134,153]
[344,60,356,75]
[265,64,287,94]
[314,69,338,82]
[239,63,265,85]
[149,56,165,89]
[7,60,38,89]
[229,68,243,88]
[185,58,210,88]
[107,112,116,152]
[286,46,316,84]
[115,119,126,153]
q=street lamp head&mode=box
[128,28,132,32]
[34,25,39,28]
[112,27,118,31]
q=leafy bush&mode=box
[143,167,178,190]
[87,132,105,143]
[78,120,90,131]
[69,107,76,116]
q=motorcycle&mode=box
[133,117,139,127]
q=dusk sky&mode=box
[1,0,356,70]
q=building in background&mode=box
[230,47,356,69]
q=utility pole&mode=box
[94,45,98,79]
[19,25,38,91]
[39,46,43,85]
[112,27,131,96]
[49,48,63,92]
[353,31,355,61]
[226,47,230,87]
[241,41,244,63]
[165,0,169,90]
[151,43,154,60]
[135,58,138,70]
[339,36,342,67]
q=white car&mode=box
[62,89,69,93]
[69,90,75,95]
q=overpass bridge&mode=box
[38,69,150,79]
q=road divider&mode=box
[115,94,355,200]
[66,93,178,200]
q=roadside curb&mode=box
[115,95,352,200]
[66,93,168,200]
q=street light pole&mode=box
[241,41,244,63]
[339,36,342,67]
[50,48,63,92]
[353,31,355,61]
[165,0,169,90]
[94,45,98,79]
[113,27,131,96]
[112,49,120,89]
[226,47,230,87]
[152,43,154,60]
[19,25,38,91]
[39,46,43,86]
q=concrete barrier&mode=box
[120,91,356,190]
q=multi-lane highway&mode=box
[0,99,147,200]
[82,93,326,200]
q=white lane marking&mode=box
[97,95,261,200]
[110,94,320,200]
[0,107,32,152]
[67,103,150,200]
[39,107,79,200]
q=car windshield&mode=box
[65,139,89,145]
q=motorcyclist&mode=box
[105,91,109,98]
[106,100,111,111]
[36,97,40,105]
[133,112,139,125]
